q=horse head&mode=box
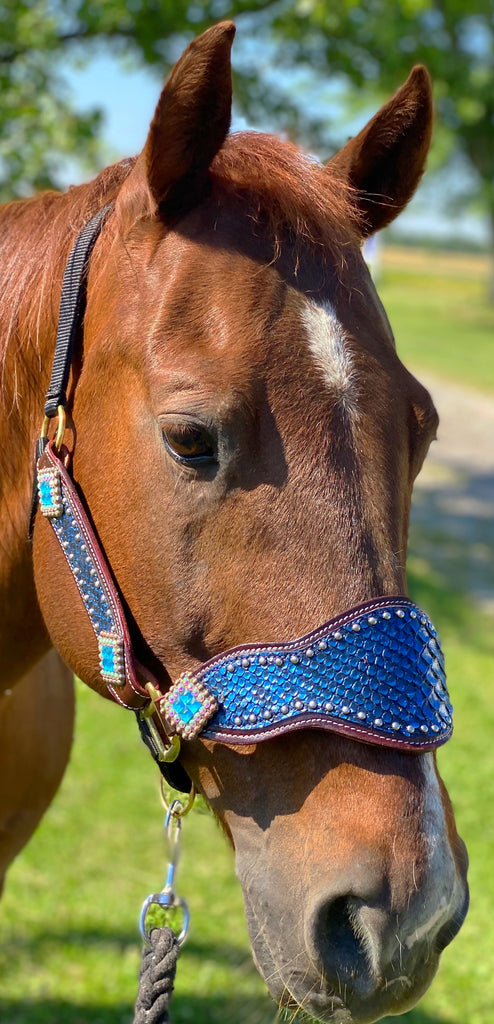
[33,23,468,1023]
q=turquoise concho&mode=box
[38,466,63,518]
[160,676,218,740]
[98,631,125,687]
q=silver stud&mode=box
[325,702,334,712]
[420,724,429,733]
[431,724,439,732]
[342,705,350,714]
[263,710,271,719]
[352,623,361,632]
[396,609,405,618]
[234,716,242,726]
[294,700,304,710]
[410,610,417,619]
[334,631,342,640]
[306,648,314,658]
[259,656,267,666]
[275,657,283,667]
[392,721,401,731]
[74,532,81,541]
[281,705,289,715]
[383,611,391,620]
[368,616,377,625]
[290,654,300,664]
[227,662,235,673]
[374,717,383,727]
[81,544,87,552]
[249,713,257,724]
[90,568,96,577]
[241,658,250,669]
[318,640,327,651]
[308,699,317,709]
[406,725,415,733]
[357,711,366,720]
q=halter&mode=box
[34,209,453,790]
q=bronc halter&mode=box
[34,208,453,795]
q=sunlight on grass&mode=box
[378,248,494,393]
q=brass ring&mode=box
[40,405,66,450]
[160,777,196,818]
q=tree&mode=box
[1,0,493,283]
[269,0,494,289]
[0,0,275,197]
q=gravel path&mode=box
[410,373,494,615]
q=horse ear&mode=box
[328,66,433,238]
[120,22,235,223]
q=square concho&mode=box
[98,632,125,687]
[161,675,218,740]
[38,466,63,519]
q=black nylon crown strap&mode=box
[44,203,114,418]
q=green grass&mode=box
[378,251,494,393]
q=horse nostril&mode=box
[309,894,376,992]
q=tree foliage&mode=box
[1,0,493,246]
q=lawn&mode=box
[1,246,493,1023]
[378,246,494,393]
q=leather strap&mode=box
[44,204,114,417]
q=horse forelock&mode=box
[209,131,359,266]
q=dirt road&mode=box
[410,373,494,615]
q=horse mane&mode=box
[0,161,134,399]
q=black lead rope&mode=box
[134,928,180,1024]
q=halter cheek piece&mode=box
[33,209,453,792]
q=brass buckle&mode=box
[141,682,181,764]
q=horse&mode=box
[0,22,469,1024]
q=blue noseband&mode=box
[160,597,451,751]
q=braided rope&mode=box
[134,927,180,1024]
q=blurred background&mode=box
[1,3,493,1024]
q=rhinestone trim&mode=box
[160,676,218,740]
[38,466,63,518]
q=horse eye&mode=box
[162,423,216,465]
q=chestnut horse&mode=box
[0,22,468,1024]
